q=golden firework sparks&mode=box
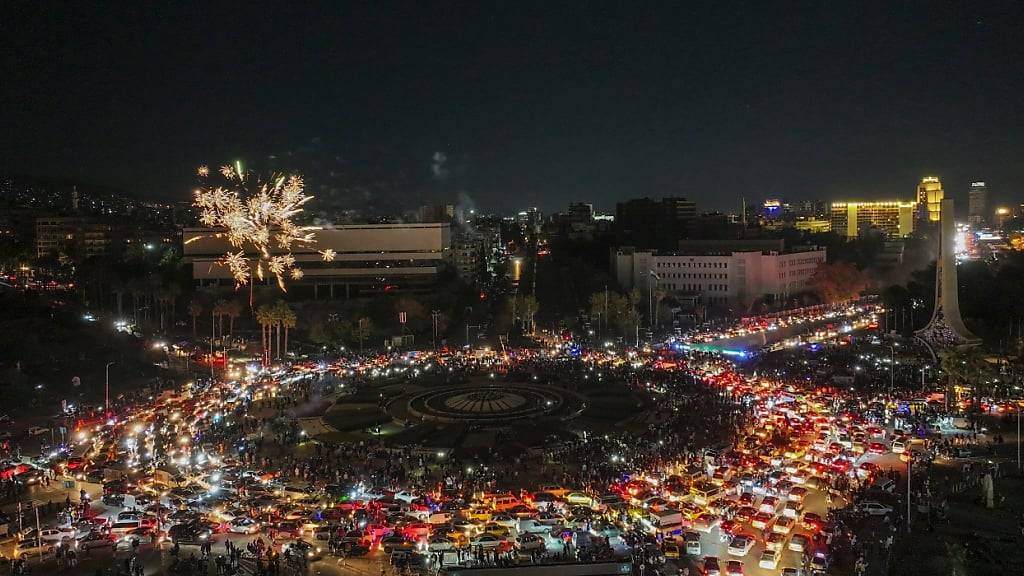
[319,248,337,262]
[196,165,210,177]
[192,164,317,290]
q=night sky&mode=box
[4,2,1024,214]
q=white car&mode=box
[858,502,893,516]
[772,516,794,534]
[516,534,546,551]
[788,534,809,552]
[758,549,782,570]
[25,527,74,544]
[891,441,906,454]
[727,535,754,557]
[427,536,457,552]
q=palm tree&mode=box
[224,300,242,336]
[213,299,230,341]
[256,304,276,365]
[187,298,202,336]
[278,302,297,358]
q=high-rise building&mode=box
[830,201,916,239]
[566,202,595,225]
[968,182,987,226]
[916,176,944,223]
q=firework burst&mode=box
[190,162,334,290]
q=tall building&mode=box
[916,176,944,223]
[35,216,115,259]
[616,196,698,247]
[566,202,594,225]
[613,243,825,308]
[968,182,987,226]
[182,223,451,298]
[830,201,916,239]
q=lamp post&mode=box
[104,361,116,415]
[906,456,912,533]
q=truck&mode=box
[645,509,684,536]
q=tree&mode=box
[807,262,868,303]
[187,298,202,336]
[354,317,375,353]
[224,300,242,336]
[940,347,997,423]
[276,300,296,358]
[256,304,275,365]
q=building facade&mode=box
[968,182,987,226]
[182,223,451,298]
[916,176,944,223]
[35,216,115,259]
[830,201,915,239]
[613,245,825,308]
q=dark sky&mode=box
[4,2,1024,214]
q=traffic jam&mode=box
[2,316,903,576]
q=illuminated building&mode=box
[183,223,451,298]
[794,218,831,233]
[916,176,944,223]
[995,207,1011,228]
[829,201,916,239]
[968,182,987,226]
[614,244,825,307]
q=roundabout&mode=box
[406,383,576,423]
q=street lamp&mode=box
[104,361,116,414]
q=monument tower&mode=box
[915,198,980,354]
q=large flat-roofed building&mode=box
[182,223,450,298]
[36,216,116,259]
[613,244,825,308]
[830,201,915,239]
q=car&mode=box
[703,556,721,576]
[683,531,701,555]
[77,530,112,549]
[283,540,323,560]
[892,441,906,454]
[758,496,778,513]
[765,532,786,552]
[772,516,794,534]
[751,512,773,530]
[15,539,53,558]
[564,492,593,507]
[381,536,416,554]
[727,535,754,556]
[427,535,457,552]
[169,520,213,543]
[693,513,720,533]
[801,512,823,532]
[516,533,545,552]
[788,533,809,552]
[662,542,682,560]
[24,527,74,543]
[117,528,159,546]
[735,507,756,523]
[868,442,887,454]
[470,534,505,549]
[725,560,744,576]
[228,517,260,534]
[782,500,802,519]
[719,520,741,537]
[858,501,894,516]
[758,549,781,570]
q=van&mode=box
[109,520,142,538]
[690,483,721,507]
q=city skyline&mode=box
[4,3,1024,214]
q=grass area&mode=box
[323,404,391,432]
